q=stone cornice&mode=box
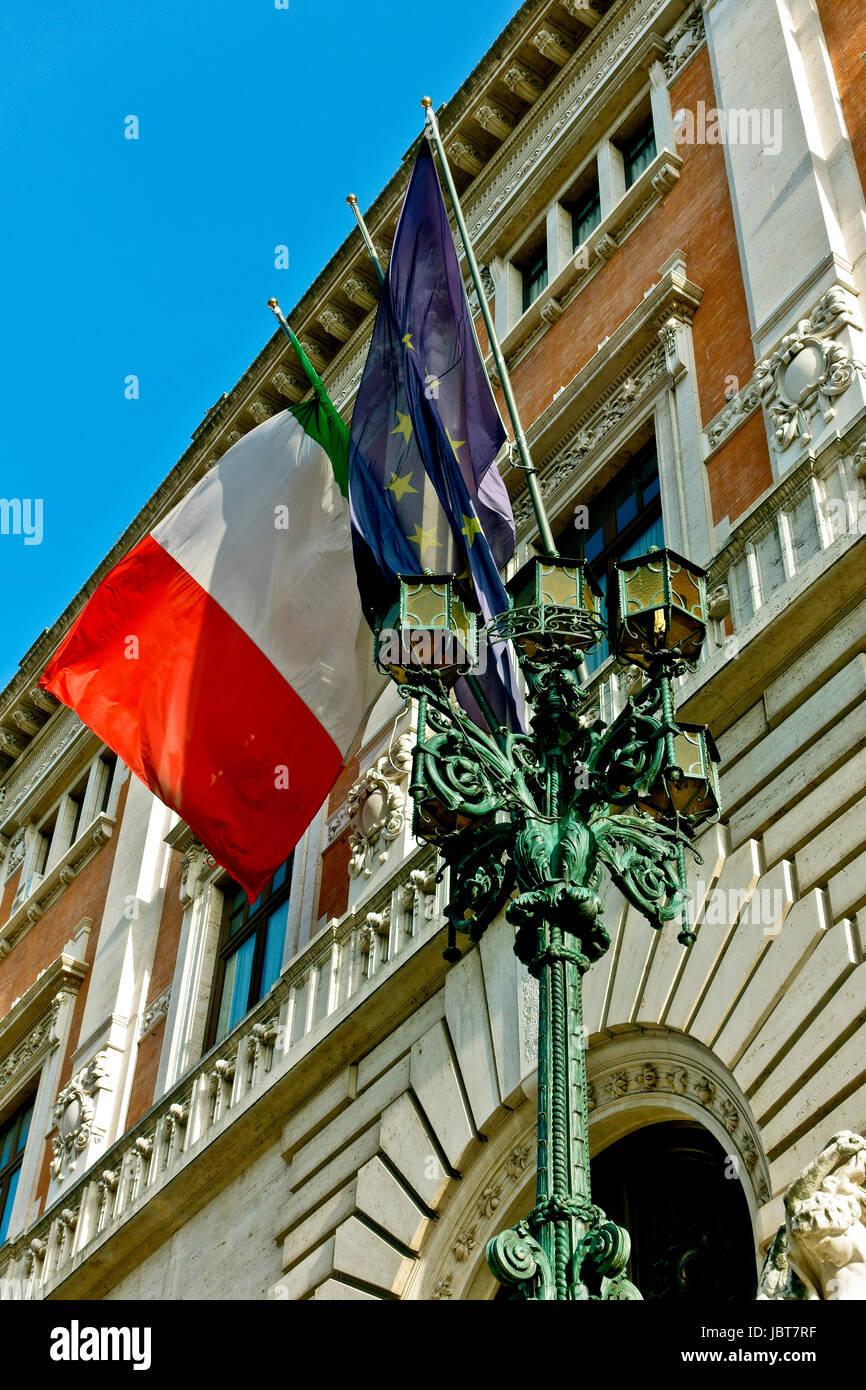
[466,14,681,261]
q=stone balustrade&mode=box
[0,849,444,1300]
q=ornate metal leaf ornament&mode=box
[378,548,719,1298]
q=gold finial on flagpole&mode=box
[267,298,279,311]
[345,192,386,286]
[421,95,433,110]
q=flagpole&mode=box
[346,195,387,287]
[268,298,333,398]
[420,97,557,558]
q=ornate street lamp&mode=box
[380,550,720,1300]
[383,536,723,1299]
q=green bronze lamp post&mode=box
[375,545,720,1300]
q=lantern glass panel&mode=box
[403,581,449,630]
[539,563,579,607]
[673,727,706,781]
[668,559,704,621]
[621,558,666,616]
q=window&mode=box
[569,182,602,251]
[0,1093,34,1246]
[11,751,118,911]
[519,239,549,313]
[560,441,663,671]
[622,114,657,188]
[206,858,293,1047]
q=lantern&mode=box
[616,547,707,669]
[493,554,603,660]
[637,723,721,826]
[376,575,477,686]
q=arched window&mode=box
[591,1121,756,1298]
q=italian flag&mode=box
[40,382,384,901]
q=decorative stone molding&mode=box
[465,2,674,246]
[450,138,485,177]
[11,707,43,737]
[512,344,667,534]
[0,708,90,830]
[139,988,171,1040]
[704,380,763,452]
[0,853,444,1298]
[359,908,390,958]
[319,307,355,344]
[588,1054,770,1203]
[539,296,564,326]
[95,1168,119,1231]
[298,337,327,369]
[326,802,352,844]
[595,232,618,263]
[754,288,865,452]
[532,24,572,67]
[343,276,378,312]
[0,727,27,759]
[651,162,679,196]
[28,686,57,714]
[401,867,437,916]
[24,1237,46,1275]
[430,1138,535,1298]
[178,836,216,907]
[248,399,271,425]
[51,1051,113,1182]
[247,1020,279,1081]
[271,370,302,401]
[5,825,27,880]
[707,581,731,621]
[664,5,705,81]
[659,315,688,382]
[0,994,62,1098]
[346,735,413,880]
[475,101,516,142]
[503,62,544,104]
[562,0,603,27]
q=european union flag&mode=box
[349,138,520,727]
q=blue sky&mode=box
[0,0,517,688]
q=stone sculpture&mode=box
[758,1131,866,1299]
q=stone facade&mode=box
[1,0,865,1300]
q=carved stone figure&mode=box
[758,1131,866,1299]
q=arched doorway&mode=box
[591,1120,756,1299]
